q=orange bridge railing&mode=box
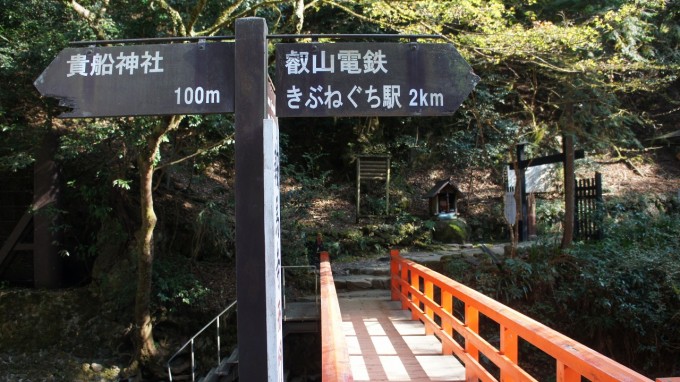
[320,251,353,382]
[389,248,675,382]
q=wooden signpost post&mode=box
[508,143,584,241]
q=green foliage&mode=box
[561,210,680,371]
[192,201,234,260]
[448,199,680,374]
[154,257,210,308]
[534,197,564,236]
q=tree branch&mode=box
[64,0,108,40]
[320,0,392,31]
[293,0,305,33]
[153,0,188,36]
[155,135,234,172]
[186,0,208,35]
[196,0,246,36]
[196,0,288,36]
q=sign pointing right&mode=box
[275,42,480,118]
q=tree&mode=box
[339,0,679,247]
[57,0,296,377]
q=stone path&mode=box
[331,243,510,292]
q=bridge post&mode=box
[400,264,409,310]
[410,271,421,321]
[556,360,580,382]
[465,303,480,381]
[441,289,453,354]
[424,279,434,335]
[500,325,518,382]
[390,249,400,301]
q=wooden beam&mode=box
[0,211,32,269]
[507,150,584,170]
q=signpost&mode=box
[34,21,479,382]
[34,42,235,117]
[276,42,479,117]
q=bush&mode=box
[444,204,680,376]
[561,210,680,373]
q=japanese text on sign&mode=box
[66,51,164,77]
[276,42,479,117]
[35,43,235,117]
[285,49,388,75]
[286,84,443,111]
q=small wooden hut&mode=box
[423,178,463,216]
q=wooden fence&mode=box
[574,172,603,241]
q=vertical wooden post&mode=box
[33,129,62,288]
[556,361,580,382]
[465,304,480,381]
[410,270,420,320]
[527,193,536,239]
[561,110,576,249]
[424,278,434,334]
[500,325,518,382]
[441,289,453,354]
[390,249,400,301]
[516,143,528,242]
[385,157,390,216]
[400,264,409,310]
[235,17,283,382]
[595,172,603,240]
[356,157,360,223]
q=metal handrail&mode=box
[166,300,237,382]
[282,265,319,314]
[71,33,443,46]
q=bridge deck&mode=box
[339,291,465,382]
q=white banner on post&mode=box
[507,163,559,193]
[263,118,283,382]
[504,191,517,225]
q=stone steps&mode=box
[333,274,391,291]
[333,262,391,292]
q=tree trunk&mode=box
[561,102,576,249]
[293,0,305,33]
[130,116,183,376]
[133,149,158,367]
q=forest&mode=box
[0,0,679,381]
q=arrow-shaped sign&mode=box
[34,42,234,118]
[276,42,480,117]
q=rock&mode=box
[370,277,391,289]
[350,266,390,276]
[346,277,372,291]
[432,218,468,244]
[81,363,91,372]
[91,362,103,372]
[333,278,347,289]
[110,365,121,377]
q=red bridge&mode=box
[320,250,678,382]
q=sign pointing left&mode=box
[34,42,234,118]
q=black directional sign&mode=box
[275,42,479,117]
[34,42,234,118]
